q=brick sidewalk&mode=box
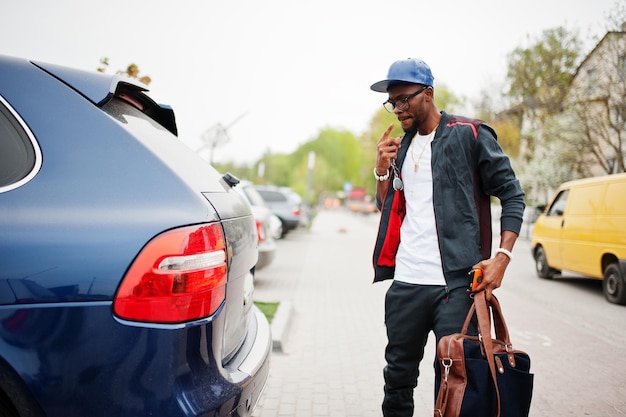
[252,209,437,417]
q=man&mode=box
[370,58,525,417]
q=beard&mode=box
[402,119,419,137]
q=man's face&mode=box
[386,83,429,133]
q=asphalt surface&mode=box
[251,208,626,417]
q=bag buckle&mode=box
[441,358,453,381]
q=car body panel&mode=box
[0,301,270,416]
[1,57,223,303]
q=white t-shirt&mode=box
[393,130,446,286]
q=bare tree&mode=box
[566,29,626,176]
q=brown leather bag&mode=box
[434,292,533,417]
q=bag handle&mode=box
[474,291,503,417]
[462,292,512,347]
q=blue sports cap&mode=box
[370,58,434,92]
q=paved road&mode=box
[252,208,626,417]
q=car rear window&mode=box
[242,185,267,207]
[258,189,287,202]
[0,96,41,192]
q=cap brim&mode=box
[370,80,391,92]
[370,79,421,92]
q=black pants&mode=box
[382,281,475,417]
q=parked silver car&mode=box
[255,185,308,238]
[234,180,277,269]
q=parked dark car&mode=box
[254,185,307,238]
[0,55,271,417]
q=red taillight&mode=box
[255,219,266,242]
[113,224,227,324]
[292,207,301,216]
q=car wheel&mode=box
[603,263,626,305]
[535,246,556,279]
[278,218,288,238]
[269,214,283,240]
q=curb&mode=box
[271,300,292,352]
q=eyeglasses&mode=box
[383,86,428,113]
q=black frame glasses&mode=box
[383,86,428,113]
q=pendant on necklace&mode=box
[414,163,418,172]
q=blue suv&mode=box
[0,55,271,417]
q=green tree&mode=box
[504,26,583,201]
[291,129,365,198]
[506,27,582,117]
[491,118,521,159]
[474,97,521,160]
[505,27,582,165]
[254,152,294,185]
[433,82,466,114]
[242,128,365,205]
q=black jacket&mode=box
[372,112,525,289]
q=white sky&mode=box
[1,0,619,164]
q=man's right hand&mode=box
[375,123,401,175]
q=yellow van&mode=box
[531,173,626,304]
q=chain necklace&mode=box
[410,128,436,172]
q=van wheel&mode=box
[603,263,626,305]
[535,246,556,279]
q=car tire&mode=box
[278,218,288,238]
[269,214,283,240]
[535,246,557,279]
[603,263,626,305]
